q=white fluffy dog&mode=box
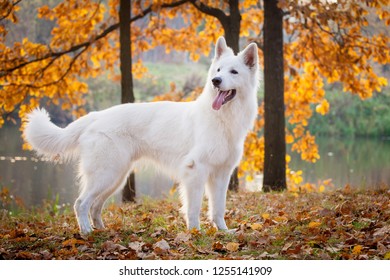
[25,37,259,235]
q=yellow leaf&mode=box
[384,252,390,260]
[246,174,253,181]
[319,185,325,193]
[226,242,239,252]
[308,221,321,228]
[250,223,262,230]
[91,55,100,67]
[274,216,288,223]
[262,213,270,220]
[378,77,388,87]
[206,227,217,236]
[352,245,363,255]
[315,100,329,115]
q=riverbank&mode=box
[1,188,389,260]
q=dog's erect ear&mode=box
[215,36,228,59]
[240,42,258,69]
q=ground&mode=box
[0,188,389,260]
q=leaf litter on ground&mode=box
[0,188,389,260]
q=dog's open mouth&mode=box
[212,89,236,110]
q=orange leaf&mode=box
[308,221,321,228]
[352,245,363,255]
[62,238,86,247]
[212,241,224,251]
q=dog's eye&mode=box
[230,69,238,74]
[217,68,220,72]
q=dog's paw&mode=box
[220,228,238,234]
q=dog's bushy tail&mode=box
[24,108,93,161]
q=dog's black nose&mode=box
[212,77,222,87]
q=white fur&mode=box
[24,37,259,235]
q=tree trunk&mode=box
[120,0,136,202]
[226,0,240,191]
[223,0,240,54]
[263,0,287,192]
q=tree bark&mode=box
[189,0,242,191]
[189,0,241,54]
[263,0,287,192]
[224,0,240,191]
[120,0,136,202]
[222,0,241,54]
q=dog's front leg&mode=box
[206,169,232,230]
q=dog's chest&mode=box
[196,121,242,166]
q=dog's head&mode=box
[209,37,259,111]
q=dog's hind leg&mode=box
[75,143,132,234]
[74,185,100,235]
[89,170,130,229]
[74,172,118,235]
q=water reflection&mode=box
[290,136,390,188]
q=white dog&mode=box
[24,37,259,235]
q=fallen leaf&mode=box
[373,225,390,238]
[250,223,262,230]
[206,227,217,236]
[226,242,239,252]
[153,239,170,251]
[190,228,201,237]
[39,250,53,259]
[212,241,225,252]
[62,238,87,247]
[308,221,322,228]
[274,216,288,223]
[174,232,191,243]
[262,213,270,219]
[352,245,363,255]
[151,227,166,238]
[282,242,293,252]
[101,240,127,252]
[128,241,144,252]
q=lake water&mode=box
[290,136,390,188]
[1,125,389,207]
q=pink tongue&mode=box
[212,91,226,110]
